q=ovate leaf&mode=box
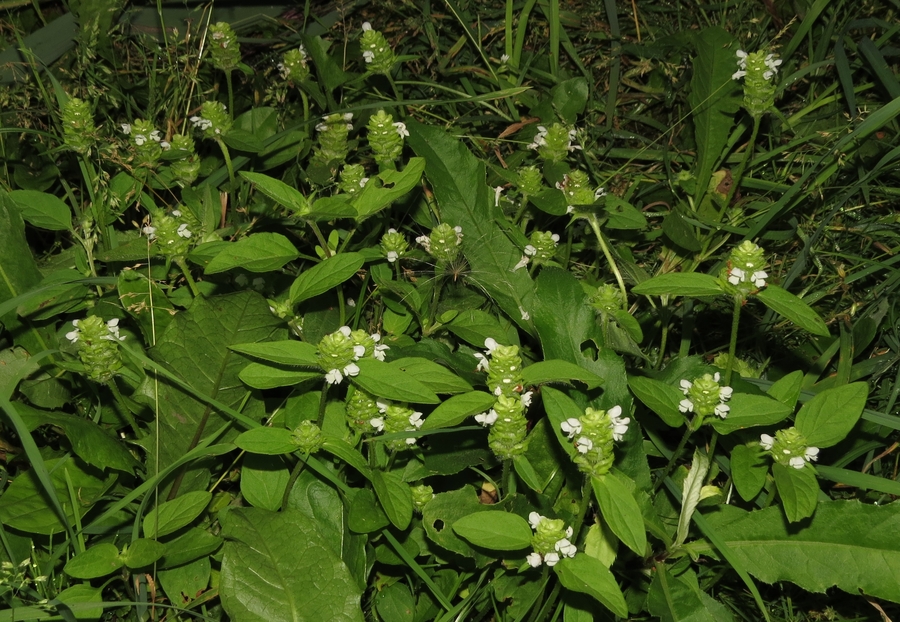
[632,273,723,297]
[554,556,628,618]
[627,375,685,427]
[419,391,496,431]
[235,427,298,455]
[205,233,299,274]
[592,472,647,556]
[710,393,793,435]
[64,543,123,579]
[240,172,308,214]
[795,382,868,448]
[756,285,830,337]
[353,358,440,404]
[772,463,819,523]
[371,470,413,530]
[8,189,71,230]
[230,340,320,367]
[143,491,212,538]
[452,511,532,551]
[289,253,364,306]
[521,360,603,390]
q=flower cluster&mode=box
[167,134,200,187]
[367,109,408,168]
[523,231,560,266]
[317,326,389,385]
[527,123,581,162]
[678,372,733,421]
[61,97,96,155]
[556,171,605,214]
[526,513,577,568]
[732,50,782,118]
[360,22,396,74]
[472,339,532,459]
[339,164,369,195]
[723,241,768,295]
[516,165,544,196]
[190,101,232,139]
[65,316,125,384]
[560,405,629,477]
[416,223,463,265]
[291,421,323,455]
[410,484,434,512]
[311,113,353,171]
[142,210,195,257]
[380,228,408,263]
[370,402,424,450]
[123,119,169,169]
[208,22,241,71]
[346,387,382,433]
[588,284,625,315]
[278,45,310,82]
[760,427,819,470]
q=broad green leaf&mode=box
[648,565,723,622]
[240,171,308,214]
[118,270,175,344]
[661,210,701,252]
[289,252,365,306]
[239,363,322,389]
[452,511,532,551]
[55,583,105,620]
[704,500,900,601]
[756,285,830,336]
[123,538,166,569]
[541,387,583,459]
[709,393,793,434]
[795,382,868,448]
[221,508,363,622]
[627,375,685,427]
[371,470,413,530]
[407,122,535,334]
[388,357,472,394]
[552,78,589,123]
[374,582,415,622]
[143,491,212,538]
[223,129,265,153]
[689,26,740,206]
[767,370,804,409]
[554,555,628,618]
[7,189,71,230]
[419,391,496,430]
[235,427,297,455]
[772,463,819,522]
[348,488,390,533]
[160,528,223,569]
[603,196,647,230]
[64,544,123,579]
[321,437,372,479]
[205,233,299,274]
[592,473,647,556]
[730,443,768,502]
[521,360,603,390]
[632,273,724,297]
[676,450,709,547]
[230,340,320,367]
[513,455,545,493]
[158,557,211,610]
[353,158,425,219]
[29,411,140,473]
[422,488,498,566]
[241,454,290,511]
[0,456,113,535]
[446,309,510,347]
[353,358,440,404]
[308,195,358,221]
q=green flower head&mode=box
[278,45,310,82]
[191,101,232,139]
[61,97,96,155]
[208,22,241,71]
[760,426,819,470]
[65,316,126,384]
[360,22,396,74]
[732,50,782,118]
[528,123,581,162]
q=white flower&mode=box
[805,446,820,462]
[160,141,170,150]
[550,234,560,243]
[409,412,424,428]
[526,552,543,568]
[65,321,80,343]
[751,270,768,288]
[521,391,533,408]
[315,122,328,132]
[555,538,577,558]
[594,187,607,200]
[719,386,734,400]
[789,456,806,469]
[527,126,548,149]
[120,123,131,134]
[325,369,343,384]
[474,353,489,372]
[377,401,389,413]
[359,177,369,188]
[362,21,372,31]
[680,379,693,394]
[493,185,504,207]
[714,403,730,418]
[474,410,498,427]
[387,250,399,263]
[338,326,352,338]
[520,307,530,321]
[543,552,561,567]
[679,398,694,413]
[370,417,384,431]
[528,512,543,529]
[394,121,409,138]
[575,436,593,454]
[500,54,510,64]
[172,209,182,217]
[484,338,499,354]
[176,223,192,238]
[608,405,630,441]
[363,50,375,63]
[759,434,775,450]
[728,267,745,285]
[343,112,354,122]
[732,69,747,81]
[347,298,356,307]
[736,49,748,69]
[373,344,389,361]
[512,255,530,271]
[134,134,147,146]
[352,345,366,360]
[566,205,574,214]
[343,363,360,378]
[142,225,157,240]
[415,235,431,252]
[560,418,582,438]
[149,130,161,142]
[405,437,417,445]
[211,31,224,40]
[454,226,463,244]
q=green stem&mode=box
[108,379,143,439]
[653,419,695,492]
[225,70,235,119]
[316,383,330,428]
[571,476,593,542]
[525,565,551,622]
[308,221,331,257]
[300,89,310,123]
[724,296,742,386]
[386,73,405,118]
[722,116,761,214]
[281,456,307,511]
[215,138,236,189]
[501,459,516,499]
[587,215,628,310]
[175,257,200,298]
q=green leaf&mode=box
[541,387,582,459]
[374,582,415,622]
[756,285,830,336]
[31,411,140,473]
[55,583,105,620]
[230,340,320,367]
[321,437,372,479]
[648,565,723,622]
[627,375,685,427]
[7,189,71,230]
[371,470,413,530]
[603,196,647,230]
[348,488,390,533]
[419,391,496,431]
[160,528,223,569]
[143,491,212,539]
[205,233,299,274]
[241,454,290,511]
[552,78,589,123]
[240,171,308,214]
[422,488,498,565]
[766,370,804,409]
[289,252,364,306]
[689,26,740,205]
[446,309,510,347]
[123,538,166,569]
[388,357,472,394]
[119,271,175,344]
[353,158,425,219]
[239,363,322,389]
[592,473,647,556]
[158,557,211,609]
[521,360,603,390]
[235,427,298,455]
[64,543,123,579]
[795,382,868,448]
[632,273,724,297]
[221,508,364,622]
[710,393,793,435]
[554,555,628,618]
[730,443,768,502]
[704,500,900,601]
[772,462,819,523]
[353,358,440,404]
[406,122,535,333]
[513,454,545,493]
[452,511,532,551]
[661,210,701,252]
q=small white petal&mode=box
[352,345,366,360]
[759,434,774,450]
[575,436,593,454]
[526,552,543,567]
[65,330,79,343]
[120,123,131,134]
[393,122,409,138]
[805,446,820,462]
[719,386,733,400]
[680,379,693,394]
[370,417,385,431]
[325,369,343,384]
[362,21,372,31]
[521,391,533,408]
[714,403,730,418]
[560,418,583,438]
[529,512,543,528]
[362,50,375,63]
[343,362,360,377]
[339,326,352,338]
[543,552,560,567]
[789,456,806,469]
[409,412,424,428]
[678,398,694,413]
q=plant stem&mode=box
[108,379,143,439]
[216,138,236,189]
[501,459,516,499]
[308,220,331,257]
[225,70,235,118]
[316,383,330,428]
[722,116,761,213]
[281,456,307,511]
[653,419,695,492]
[724,296,742,386]
[587,215,628,310]
[571,476,594,542]
[175,257,200,298]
